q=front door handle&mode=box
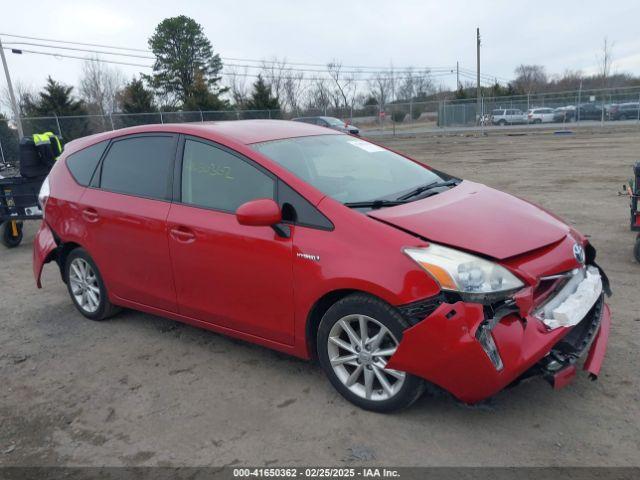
[169,226,196,243]
[82,208,99,223]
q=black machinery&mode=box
[0,133,62,248]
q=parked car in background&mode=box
[609,103,640,121]
[553,106,575,123]
[34,120,611,412]
[574,103,606,121]
[490,109,527,125]
[292,116,360,135]
[527,108,555,124]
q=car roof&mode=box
[64,119,339,154]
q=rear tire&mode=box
[0,221,23,248]
[317,293,425,412]
[64,248,120,321]
[634,237,640,263]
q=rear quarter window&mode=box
[65,140,109,186]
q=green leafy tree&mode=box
[24,77,89,142]
[245,75,280,114]
[144,15,227,107]
[0,114,19,165]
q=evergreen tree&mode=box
[116,77,157,127]
[182,70,229,111]
[245,75,280,114]
[24,77,89,142]
[144,15,227,108]
[27,77,87,117]
[119,77,156,114]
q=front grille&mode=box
[398,294,445,326]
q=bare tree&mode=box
[306,78,332,114]
[226,66,251,107]
[597,37,614,89]
[1,81,36,117]
[513,64,547,94]
[282,71,306,115]
[397,67,433,101]
[552,69,583,90]
[79,57,124,115]
[413,69,434,99]
[260,57,289,104]
[327,60,358,117]
[368,70,394,111]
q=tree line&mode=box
[2,19,639,164]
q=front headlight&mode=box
[404,243,524,304]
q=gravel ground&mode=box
[1,127,639,467]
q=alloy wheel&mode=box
[327,314,405,401]
[69,258,101,314]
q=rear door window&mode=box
[66,140,109,186]
[99,135,176,200]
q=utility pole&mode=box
[0,37,24,138]
[456,61,460,89]
[476,28,481,124]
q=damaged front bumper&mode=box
[387,268,611,404]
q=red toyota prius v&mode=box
[33,120,611,412]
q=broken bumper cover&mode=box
[386,296,611,404]
[33,221,57,288]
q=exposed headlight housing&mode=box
[404,243,524,304]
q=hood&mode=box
[368,181,569,260]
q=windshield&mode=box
[324,117,345,126]
[252,135,446,204]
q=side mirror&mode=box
[236,198,282,227]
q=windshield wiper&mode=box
[344,199,408,209]
[397,179,459,201]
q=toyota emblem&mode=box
[573,243,585,264]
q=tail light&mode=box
[38,176,50,217]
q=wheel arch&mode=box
[305,288,400,361]
[56,241,84,282]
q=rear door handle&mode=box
[82,208,99,222]
[169,226,196,243]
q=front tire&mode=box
[64,248,120,321]
[317,294,425,412]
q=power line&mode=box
[3,47,153,69]
[3,39,455,76]
[2,41,156,60]
[0,32,486,78]
[3,47,458,83]
[0,32,150,53]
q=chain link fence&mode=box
[2,85,640,170]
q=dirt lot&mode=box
[1,127,639,467]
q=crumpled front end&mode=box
[387,237,612,404]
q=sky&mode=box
[2,0,640,107]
